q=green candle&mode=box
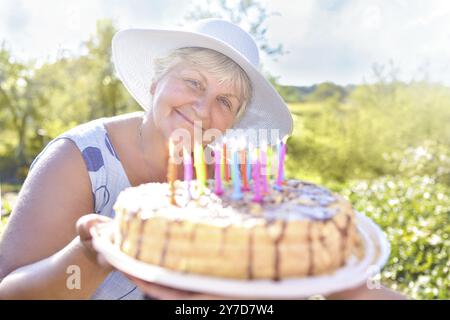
[194,141,206,194]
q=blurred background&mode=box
[0,0,449,299]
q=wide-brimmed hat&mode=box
[112,18,293,140]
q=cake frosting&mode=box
[113,179,362,280]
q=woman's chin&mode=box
[162,122,196,140]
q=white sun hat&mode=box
[112,18,293,140]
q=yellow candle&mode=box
[194,141,206,194]
[267,145,273,180]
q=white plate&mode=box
[91,212,390,298]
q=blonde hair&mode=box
[152,47,252,122]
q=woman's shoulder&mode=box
[29,138,91,183]
[63,112,142,137]
[23,137,94,214]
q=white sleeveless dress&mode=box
[30,117,144,299]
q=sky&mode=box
[0,0,449,86]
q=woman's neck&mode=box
[139,111,171,183]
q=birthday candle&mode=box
[260,142,269,194]
[275,136,287,190]
[246,145,252,183]
[194,141,206,194]
[222,140,230,183]
[231,147,243,200]
[252,148,263,203]
[214,147,223,195]
[167,138,177,205]
[267,145,273,180]
[183,145,193,198]
[241,147,250,191]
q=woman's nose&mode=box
[192,97,212,127]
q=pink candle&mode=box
[183,145,193,197]
[214,147,223,195]
[275,137,287,190]
[260,143,269,194]
[252,149,263,203]
[168,139,177,205]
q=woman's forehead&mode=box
[173,62,241,97]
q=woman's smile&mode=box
[174,108,194,125]
[174,108,204,131]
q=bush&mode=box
[340,176,450,299]
[383,140,450,187]
[288,82,450,183]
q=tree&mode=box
[0,19,140,181]
[83,19,140,119]
[185,0,287,62]
[0,45,43,177]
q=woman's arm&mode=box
[0,139,111,299]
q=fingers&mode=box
[76,213,113,269]
[97,252,112,269]
[134,279,194,300]
[125,275,204,300]
[76,214,112,242]
[126,274,236,300]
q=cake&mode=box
[113,179,362,280]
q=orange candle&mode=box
[222,141,230,182]
[241,148,250,191]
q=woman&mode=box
[0,19,404,299]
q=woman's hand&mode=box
[326,283,408,300]
[125,273,408,300]
[76,213,114,271]
[125,274,253,300]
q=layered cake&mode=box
[113,179,362,280]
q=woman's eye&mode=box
[220,98,232,110]
[186,79,201,89]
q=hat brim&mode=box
[112,28,293,139]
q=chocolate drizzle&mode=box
[331,214,352,266]
[189,223,197,243]
[159,220,172,267]
[307,221,315,276]
[220,225,230,256]
[272,220,287,281]
[120,216,132,251]
[134,218,147,260]
[247,227,254,280]
[319,221,327,246]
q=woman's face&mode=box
[150,61,242,141]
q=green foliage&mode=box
[0,184,19,235]
[384,140,450,186]
[340,176,450,299]
[287,81,450,184]
[0,20,140,181]
[282,70,450,299]
[185,0,287,59]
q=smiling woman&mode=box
[151,47,253,124]
[0,18,294,300]
[147,51,251,139]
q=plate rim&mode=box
[91,211,390,298]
